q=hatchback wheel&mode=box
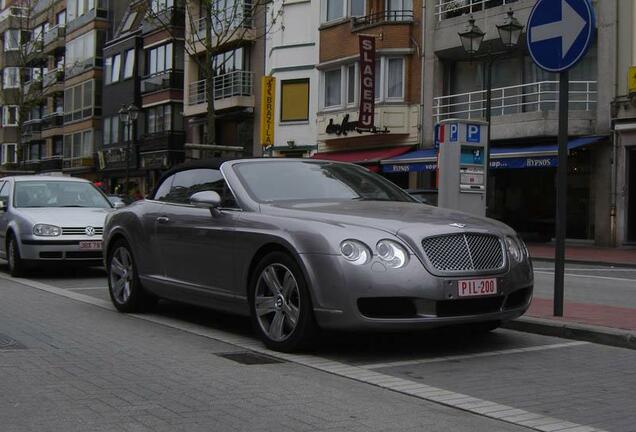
[7,234,26,277]
[107,240,155,312]
[249,252,316,352]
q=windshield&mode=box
[234,161,416,203]
[14,181,112,209]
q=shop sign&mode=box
[141,153,168,169]
[382,162,438,173]
[324,113,389,136]
[489,156,557,169]
[358,35,376,128]
[260,76,275,147]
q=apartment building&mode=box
[265,0,319,158]
[182,0,265,158]
[312,0,422,189]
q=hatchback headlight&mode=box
[33,224,61,237]
[505,236,522,262]
[340,239,371,265]
[376,239,409,268]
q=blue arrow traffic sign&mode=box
[527,0,595,73]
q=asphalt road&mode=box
[1,262,635,432]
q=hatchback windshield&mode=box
[234,161,415,203]
[14,181,112,208]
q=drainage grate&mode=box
[0,333,26,350]
[216,351,284,365]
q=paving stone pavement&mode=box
[0,278,530,432]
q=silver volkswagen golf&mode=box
[0,176,113,276]
[104,159,533,351]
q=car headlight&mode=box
[340,239,371,265]
[505,236,522,262]
[376,239,409,269]
[33,224,61,237]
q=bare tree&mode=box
[1,0,55,168]
[145,0,282,148]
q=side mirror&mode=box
[190,191,222,210]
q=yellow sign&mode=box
[629,66,636,94]
[260,76,275,147]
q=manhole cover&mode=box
[216,352,284,365]
[0,333,25,350]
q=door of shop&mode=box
[628,147,636,242]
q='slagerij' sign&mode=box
[358,35,375,128]
[527,0,595,73]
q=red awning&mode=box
[311,147,412,165]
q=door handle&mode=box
[156,216,170,224]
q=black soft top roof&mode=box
[152,158,236,197]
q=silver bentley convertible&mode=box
[103,159,533,351]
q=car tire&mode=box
[107,239,156,313]
[7,234,26,277]
[249,251,317,352]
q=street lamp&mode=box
[457,9,524,213]
[119,104,140,198]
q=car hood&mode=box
[263,200,512,237]
[16,207,111,227]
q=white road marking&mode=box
[360,341,589,370]
[0,272,608,432]
[534,270,636,283]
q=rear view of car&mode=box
[0,176,113,276]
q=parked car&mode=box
[107,195,133,208]
[0,176,113,276]
[406,188,439,206]
[104,159,533,352]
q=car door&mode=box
[154,168,240,300]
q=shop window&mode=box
[280,79,309,123]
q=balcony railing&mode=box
[40,156,63,171]
[23,79,43,97]
[352,10,414,28]
[43,24,66,47]
[63,156,95,169]
[194,1,253,41]
[141,69,184,94]
[43,69,64,88]
[22,159,42,171]
[436,0,520,21]
[66,57,103,79]
[188,70,253,106]
[0,6,28,22]
[433,80,597,123]
[22,119,43,141]
[42,112,64,130]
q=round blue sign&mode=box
[527,0,595,73]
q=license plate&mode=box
[458,278,497,297]
[79,241,102,250]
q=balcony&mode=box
[43,69,64,89]
[0,7,27,32]
[143,5,185,34]
[63,156,95,170]
[22,119,42,142]
[352,10,414,30]
[433,81,597,122]
[66,57,103,79]
[67,0,109,34]
[436,0,520,21]
[40,156,63,172]
[43,25,66,53]
[42,112,64,131]
[141,70,184,94]
[187,71,253,109]
[23,79,43,99]
[24,39,44,64]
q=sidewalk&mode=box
[527,243,636,266]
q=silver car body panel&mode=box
[104,159,534,330]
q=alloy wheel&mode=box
[254,263,301,342]
[110,247,134,304]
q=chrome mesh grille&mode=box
[421,233,504,273]
[61,227,103,236]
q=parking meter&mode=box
[437,119,488,216]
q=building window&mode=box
[64,80,94,123]
[280,79,310,123]
[3,67,20,88]
[386,57,404,99]
[67,0,98,23]
[4,29,21,51]
[323,0,365,23]
[65,30,96,77]
[63,129,94,159]
[1,144,17,164]
[347,64,356,105]
[123,49,134,79]
[111,54,121,83]
[2,106,18,126]
[147,43,172,75]
[324,69,341,108]
[103,116,119,145]
[350,0,365,16]
[151,0,174,13]
[56,10,66,26]
[211,47,247,75]
[145,104,172,134]
[121,11,137,32]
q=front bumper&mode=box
[299,253,534,331]
[19,236,103,261]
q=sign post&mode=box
[527,0,595,317]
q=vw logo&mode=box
[449,223,466,229]
[85,226,96,237]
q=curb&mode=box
[530,257,636,268]
[503,316,636,351]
